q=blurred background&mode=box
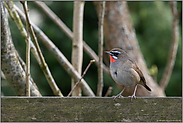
[1,1,182,96]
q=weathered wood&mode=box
[1,97,182,122]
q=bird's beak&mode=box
[105,51,111,55]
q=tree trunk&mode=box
[94,1,165,97]
[1,2,41,96]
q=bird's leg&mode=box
[113,86,126,100]
[128,84,138,102]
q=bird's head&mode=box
[105,48,127,63]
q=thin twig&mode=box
[4,1,38,55]
[21,1,45,69]
[20,1,63,96]
[159,1,179,90]
[1,2,41,96]
[5,1,62,96]
[14,5,95,97]
[67,60,95,97]
[97,1,105,97]
[21,1,31,97]
[33,1,109,75]
[1,70,6,80]
[4,1,47,96]
[104,86,113,97]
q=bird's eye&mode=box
[111,51,121,57]
[113,53,119,56]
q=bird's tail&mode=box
[143,84,151,91]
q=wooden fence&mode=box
[1,97,182,122]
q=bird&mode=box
[105,48,151,102]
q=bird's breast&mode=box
[110,61,140,87]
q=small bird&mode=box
[105,48,151,102]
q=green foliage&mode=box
[128,1,182,96]
[2,1,182,96]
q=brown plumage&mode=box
[105,48,151,102]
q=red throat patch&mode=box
[109,55,116,63]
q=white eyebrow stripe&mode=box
[112,55,118,60]
[111,51,121,54]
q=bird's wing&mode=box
[128,59,146,83]
[129,58,151,91]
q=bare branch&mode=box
[20,2,63,97]
[104,86,113,97]
[34,1,109,75]
[159,1,179,90]
[4,1,47,96]
[20,1,31,97]
[71,1,85,96]
[1,2,41,96]
[4,1,40,55]
[14,5,95,96]
[5,1,63,96]
[94,1,166,97]
[1,71,6,80]
[97,1,105,97]
[67,60,95,97]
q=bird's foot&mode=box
[113,94,124,101]
[128,94,136,102]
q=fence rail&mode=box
[1,97,182,122]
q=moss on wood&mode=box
[1,97,182,122]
